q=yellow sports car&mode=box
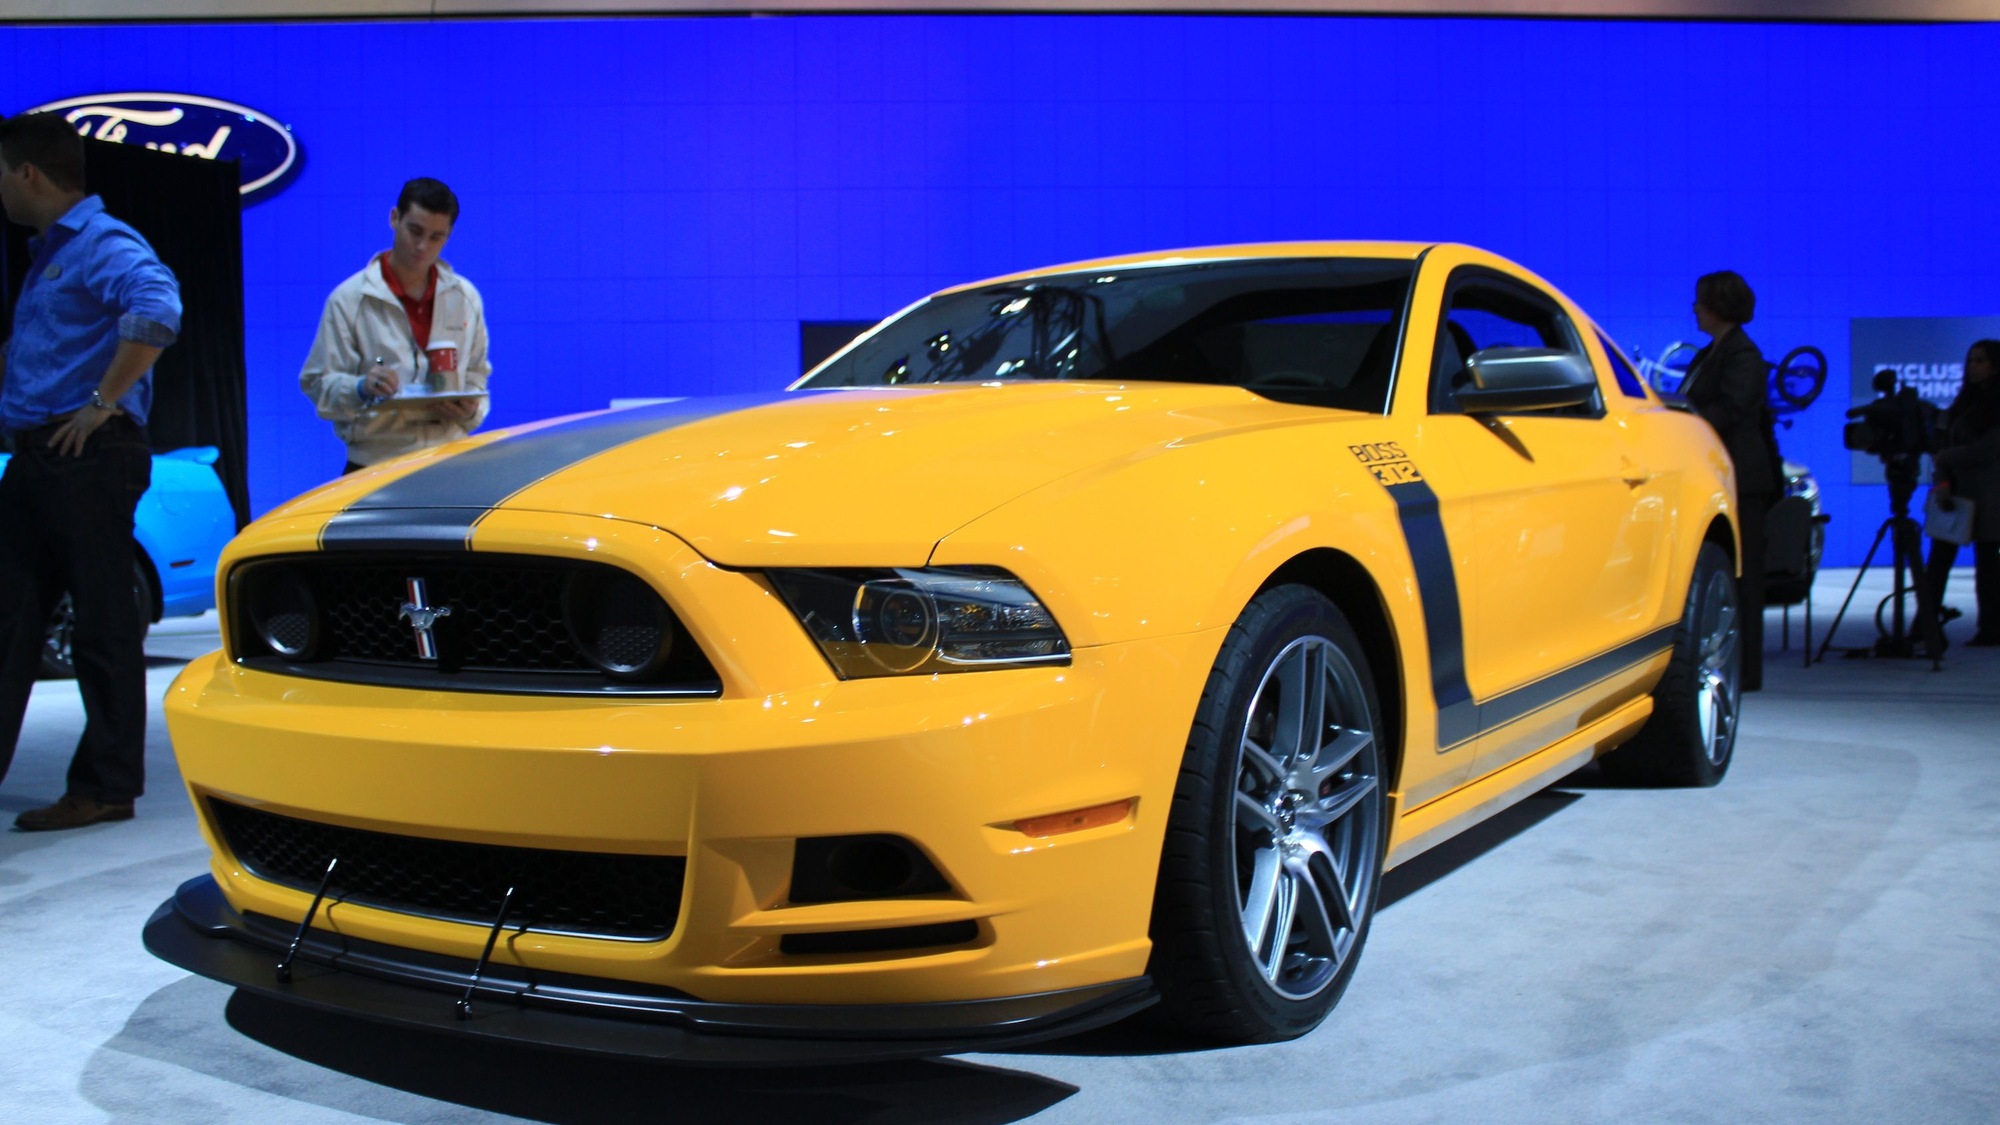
[147,242,1743,1062]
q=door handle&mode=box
[1619,459,1653,487]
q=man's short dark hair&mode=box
[395,177,459,223]
[1695,270,1755,325]
[0,112,86,192]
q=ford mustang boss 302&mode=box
[146,243,1744,1062]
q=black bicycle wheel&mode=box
[1772,345,1827,411]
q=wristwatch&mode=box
[89,389,115,413]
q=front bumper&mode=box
[164,515,1223,1045]
[146,875,1156,1065]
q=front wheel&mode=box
[1601,541,1740,787]
[1147,586,1386,1043]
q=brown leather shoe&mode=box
[14,793,135,831]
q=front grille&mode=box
[315,558,585,669]
[230,553,721,696]
[208,799,686,941]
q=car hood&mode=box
[279,384,1346,566]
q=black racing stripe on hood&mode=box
[320,393,802,551]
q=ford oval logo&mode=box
[23,92,300,205]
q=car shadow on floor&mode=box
[1012,784,1589,1060]
[216,990,1076,1125]
[1376,785,1584,909]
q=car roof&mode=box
[940,241,1439,295]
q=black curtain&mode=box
[2,138,250,528]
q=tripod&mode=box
[1814,461,1944,668]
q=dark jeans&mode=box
[1925,537,2000,639]
[0,415,152,801]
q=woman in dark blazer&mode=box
[1925,339,2000,645]
[1685,270,1783,691]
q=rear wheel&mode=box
[1601,542,1740,787]
[1147,585,1385,1042]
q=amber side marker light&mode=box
[1013,799,1135,839]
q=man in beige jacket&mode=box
[300,177,492,472]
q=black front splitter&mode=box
[143,876,1156,1066]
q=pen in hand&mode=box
[360,356,395,407]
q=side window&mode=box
[1596,332,1650,399]
[1224,306,1401,413]
[1429,274,1600,418]
[1109,290,1405,413]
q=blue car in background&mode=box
[0,446,237,678]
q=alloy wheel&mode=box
[1229,636,1382,1001]
[1694,568,1741,766]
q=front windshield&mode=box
[798,257,1418,413]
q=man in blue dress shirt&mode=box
[0,113,181,830]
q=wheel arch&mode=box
[1704,512,1738,574]
[1255,548,1405,798]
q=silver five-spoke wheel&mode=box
[1601,541,1740,787]
[1232,637,1381,1000]
[1692,566,1740,767]
[1150,586,1387,1042]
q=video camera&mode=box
[1843,370,1935,460]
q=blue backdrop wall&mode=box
[4,15,1995,565]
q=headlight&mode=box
[766,566,1071,678]
[563,568,674,679]
[244,564,319,660]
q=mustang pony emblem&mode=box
[397,577,451,660]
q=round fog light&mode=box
[249,566,318,660]
[564,568,673,679]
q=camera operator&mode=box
[1685,271,1784,691]
[1843,369,1941,656]
[1923,339,2000,646]
[1846,369,1934,498]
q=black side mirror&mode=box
[1452,347,1598,414]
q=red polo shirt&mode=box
[378,253,437,350]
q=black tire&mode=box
[1600,542,1740,787]
[39,560,154,680]
[1147,585,1387,1043]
